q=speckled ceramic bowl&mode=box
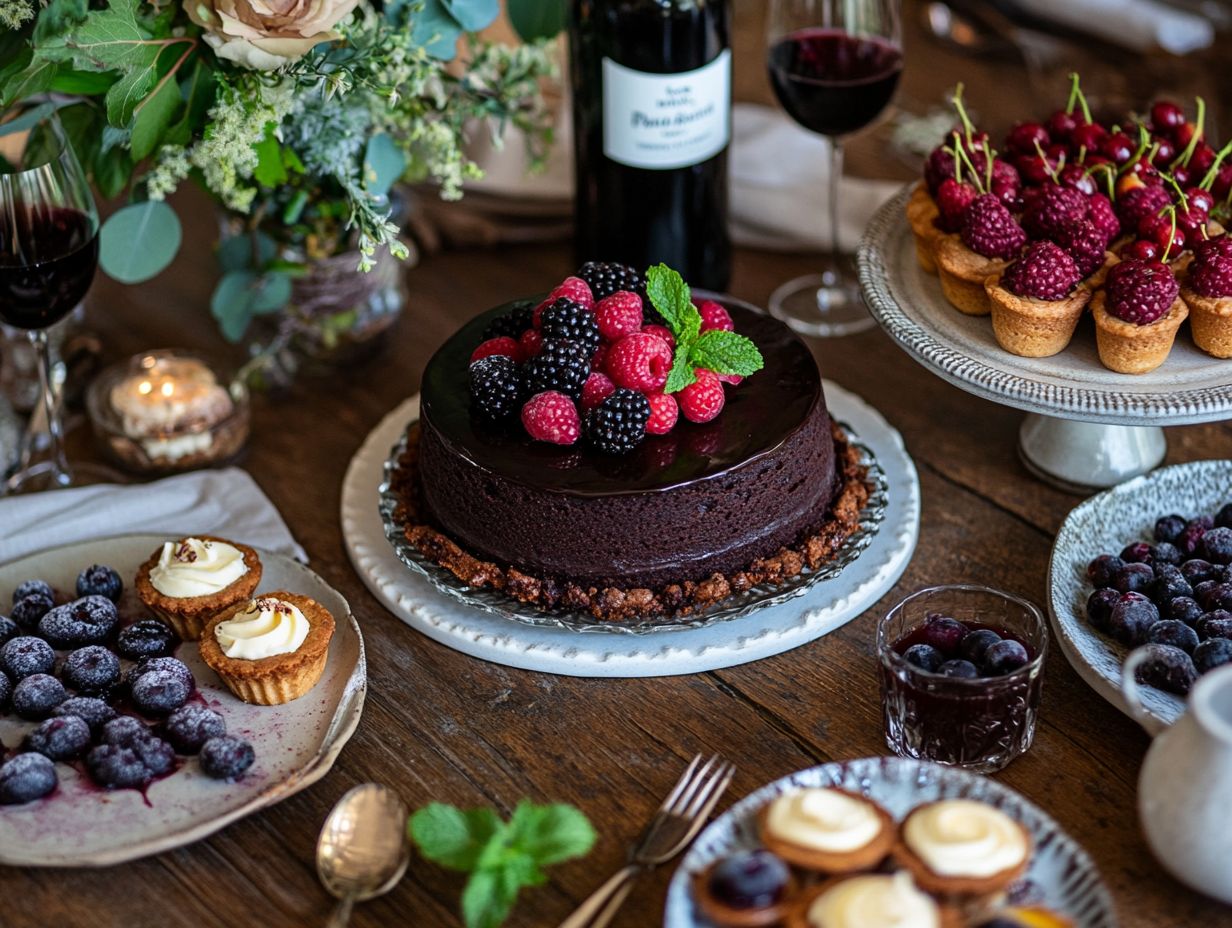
[664,756,1117,928]
[1048,460,1232,733]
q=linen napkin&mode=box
[0,468,307,564]
[729,103,902,253]
[1013,0,1214,54]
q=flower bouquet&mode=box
[1,0,561,380]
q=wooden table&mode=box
[4,5,1231,926]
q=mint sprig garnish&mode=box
[646,264,765,394]
[411,800,596,928]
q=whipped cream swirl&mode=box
[903,800,1028,878]
[807,872,939,928]
[214,597,309,661]
[766,789,883,853]
[150,538,248,598]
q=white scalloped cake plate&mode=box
[1048,461,1232,734]
[859,185,1232,426]
[664,757,1118,928]
[0,535,366,867]
[340,382,919,677]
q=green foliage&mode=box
[411,800,595,928]
[210,269,293,341]
[362,133,406,197]
[98,200,182,283]
[507,0,566,42]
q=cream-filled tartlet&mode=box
[759,788,895,873]
[135,536,261,640]
[787,871,954,928]
[199,592,334,705]
[892,799,1032,896]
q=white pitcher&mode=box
[1122,651,1232,905]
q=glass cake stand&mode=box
[858,185,1232,493]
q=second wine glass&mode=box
[765,0,903,337]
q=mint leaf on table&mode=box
[689,329,765,378]
[410,800,596,928]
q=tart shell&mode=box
[933,236,1012,316]
[757,789,896,874]
[691,864,798,928]
[1181,285,1232,358]
[985,277,1091,358]
[784,875,965,928]
[1091,290,1188,375]
[134,536,262,641]
[905,183,941,275]
[891,802,1032,898]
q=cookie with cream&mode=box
[758,788,895,873]
[134,536,261,640]
[892,799,1032,897]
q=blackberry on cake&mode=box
[480,302,534,341]
[468,355,522,422]
[539,298,601,355]
[585,388,650,455]
[522,338,590,399]
[576,260,644,301]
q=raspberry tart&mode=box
[1091,257,1189,374]
[390,263,869,622]
[986,241,1091,357]
[934,193,1027,316]
[1181,235,1232,358]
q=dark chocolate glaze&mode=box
[416,301,839,588]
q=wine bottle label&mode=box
[602,49,731,171]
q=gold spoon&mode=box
[316,783,411,928]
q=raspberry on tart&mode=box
[934,194,1025,317]
[1022,184,1088,241]
[986,242,1091,358]
[1091,257,1188,374]
[1181,235,1232,358]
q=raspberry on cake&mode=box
[1092,258,1188,374]
[1181,234,1232,358]
[522,391,581,446]
[986,242,1091,358]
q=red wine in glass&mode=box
[0,206,99,330]
[768,29,903,137]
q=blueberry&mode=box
[1201,527,1232,565]
[12,673,65,720]
[1149,542,1182,567]
[939,659,980,679]
[163,706,226,755]
[10,594,53,630]
[1147,620,1200,654]
[1181,559,1219,586]
[707,850,791,910]
[1121,542,1153,564]
[1164,596,1204,626]
[920,614,968,654]
[1194,638,1232,674]
[86,744,149,790]
[1112,563,1154,594]
[199,736,255,781]
[0,636,55,680]
[1202,583,1232,614]
[130,670,190,717]
[0,671,10,709]
[959,628,1002,663]
[982,639,1030,675]
[54,697,117,735]
[0,753,57,804]
[1087,589,1120,632]
[1087,554,1124,588]
[1194,580,1220,610]
[102,716,150,747]
[115,620,179,660]
[1178,519,1212,555]
[12,579,53,604]
[1134,644,1198,695]
[24,715,91,761]
[38,595,118,648]
[130,735,176,777]
[127,656,194,693]
[903,643,944,673]
[61,646,121,695]
[1217,503,1232,530]
[75,564,123,602]
[1155,514,1188,544]
[1197,612,1232,641]
[0,616,18,647]
[1150,565,1193,607]
[1108,593,1159,646]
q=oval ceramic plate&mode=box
[664,756,1118,928]
[1048,460,1232,733]
[858,185,1232,427]
[0,534,366,867]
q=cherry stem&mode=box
[1065,72,1092,123]
[1163,173,1189,213]
[1162,207,1178,263]
[953,138,987,194]
[1173,96,1206,169]
[1122,125,1151,177]
[950,83,977,154]
[1084,161,1116,199]
[1199,140,1232,190]
[1032,139,1062,185]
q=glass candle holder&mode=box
[86,349,249,475]
[878,584,1048,774]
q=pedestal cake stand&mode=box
[859,185,1232,492]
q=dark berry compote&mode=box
[767,28,902,137]
[0,206,98,330]
[878,586,1047,773]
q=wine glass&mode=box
[765,0,903,337]
[0,108,100,493]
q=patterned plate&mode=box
[858,185,1232,427]
[378,422,888,635]
[664,756,1118,928]
[1048,460,1232,733]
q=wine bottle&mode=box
[570,0,732,291]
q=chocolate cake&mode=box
[391,299,868,621]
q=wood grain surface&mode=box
[2,2,1230,925]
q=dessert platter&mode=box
[664,756,1117,928]
[1048,459,1232,733]
[859,81,1232,492]
[342,264,919,676]
[0,534,365,866]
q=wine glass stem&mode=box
[827,138,844,265]
[29,328,69,488]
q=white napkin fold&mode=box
[0,468,307,565]
[730,103,901,253]
[1015,0,1213,54]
